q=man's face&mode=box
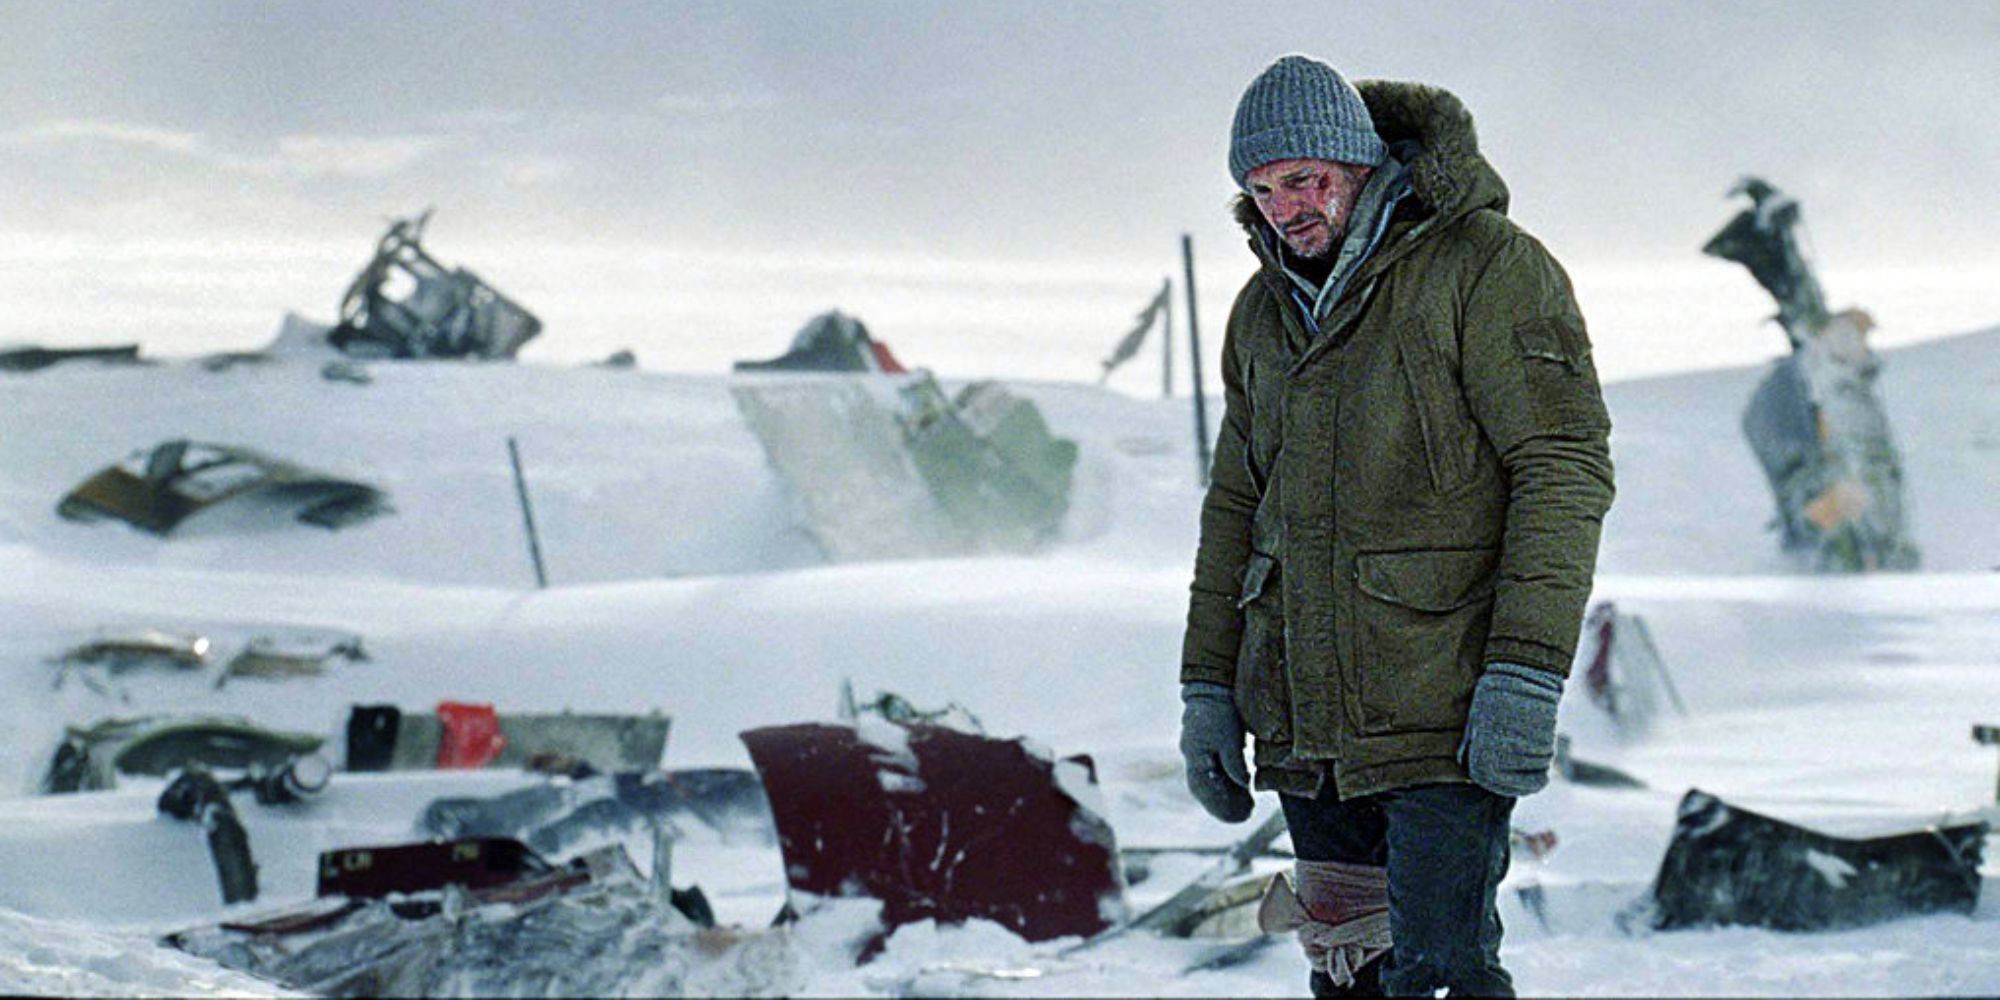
[1246,157,1372,259]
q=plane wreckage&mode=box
[1704,177,1919,571]
[325,210,541,361]
[733,338,1079,560]
[58,439,389,535]
[54,672,1976,996]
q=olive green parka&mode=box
[1180,81,1615,799]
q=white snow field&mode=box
[0,319,1996,996]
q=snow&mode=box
[0,908,299,998]
[0,306,1996,995]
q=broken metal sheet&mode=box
[51,627,213,699]
[1171,870,1278,940]
[732,371,1077,561]
[215,629,368,688]
[731,376,962,561]
[57,439,389,535]
[741,720,1125,944]
[342,703,670,775]
[52,628,210,673]
[901,376,1078,552]
[1705,177,1919,572]
[318,837,558,900]
[1645,789,1985,932]
[0,343,141,372]
[40,714,326,794]
[1572,602,1686,742]
[420,768,776,858]
[327,211,540,361]
[1068,809,1288,959]
[164,843,773,999]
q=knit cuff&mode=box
[1182,680,1234,705]
[1483,661,1563,701]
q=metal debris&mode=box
[343,704,670,775]
[327,211,541,361]
[1705,176,1919,571]
[41,714,326,794]
[732,370,1077,560]
[58,439,389,535]
[216,630,368,688]
[0,343,141,372]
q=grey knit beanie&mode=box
[1230,54,1386,190]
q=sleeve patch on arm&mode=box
[1513,316,1590,371]
[1512,315,1610,433]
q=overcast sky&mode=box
[5,1,1997,266]
[1,1,1996,382]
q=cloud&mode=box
[1,120,204,155]
[1,118,448,179]
[492,154,575,188]
[262,134,448,178]
[657,91,783,116]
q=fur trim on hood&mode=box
[1232,80,1508,238]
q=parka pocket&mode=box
[1233,552,1292,745]
[1352,547,1499,735]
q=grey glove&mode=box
[1180,681,1253,823]
[1459,662,1563,798]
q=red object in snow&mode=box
[1582,602,1616,707]
[867,340,907,374]
[740,721,1122,944]
[436,701,507,769]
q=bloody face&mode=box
[1245,157,1373,259]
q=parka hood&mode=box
[1233,80,1509,240]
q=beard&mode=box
[1278,211,1343,260]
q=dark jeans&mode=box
[1281,778,1515,998]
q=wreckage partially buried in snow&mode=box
[1704,177,1919,571]
[733,367,1078,559]
[1645,789,1985,932]
[742,717,1126,945]
[58,439,388,535]
[326,211,541,361]
[421,767,776,860]
[144,692,1313,995]
[343,703,670,775]
[163,839,765,997]
[734,310,907,374]
[0,343,141,372]
[1572,602,1686,745]
[41,713,327,794]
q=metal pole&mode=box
[1182,235,1211,485]
[1161,276,1174,399]
[507,436,549,589]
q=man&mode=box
[1178,55,1614,997]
